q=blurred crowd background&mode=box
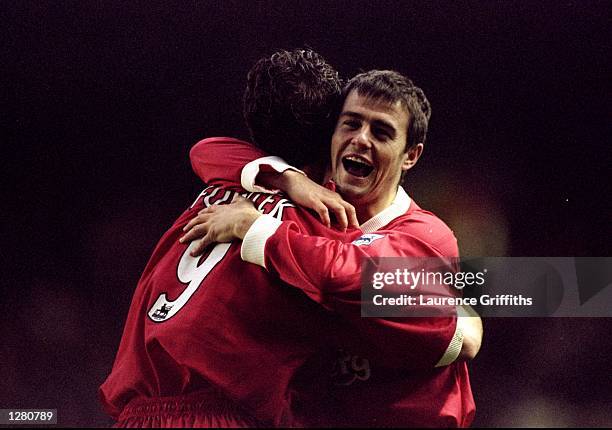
[2,1,610,426]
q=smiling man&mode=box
[184,70,480,426]
[330,76,425,222]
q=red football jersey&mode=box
[241,203,474,427]
[188,137,475,427]
[99,182,354,425]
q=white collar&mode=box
[360,186,412,233]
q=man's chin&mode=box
[335,182,369,204]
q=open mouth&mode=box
[342,155,374,178]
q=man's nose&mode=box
[350,127,372,149]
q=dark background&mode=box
[2,1,611,427]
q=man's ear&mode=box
[402,143,424,171]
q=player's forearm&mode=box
[190,138,266,189]
[242,219,350,302]
[256,169,301,193]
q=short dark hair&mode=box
[342,70,431,150]
[243,49,342,167]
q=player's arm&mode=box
[190,141,357,229]
[244,218,484,366]
[241,158,358,229]
[250,218,468,368]
[190,137,307,192]
[189,137,268,191]
[241,217,444,298]
[181,206,468,369]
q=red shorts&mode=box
[114,390,261,428]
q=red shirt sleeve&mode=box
[189,137,267,191]
[262,220,460,369]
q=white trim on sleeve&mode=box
[240,214,283,269]
[241,156,306,193]
[435,322,464,367]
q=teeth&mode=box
[344,155,372,166]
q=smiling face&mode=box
[331,90,423,221]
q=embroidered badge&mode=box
[352,233,385,246]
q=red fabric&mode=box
[264,202,460,369]
[114,390,260,428]
[99,184,348,426]
[100,137,475,428]
[261,202,475,427]
[188,137,475,427]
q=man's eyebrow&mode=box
[340,111,364,120]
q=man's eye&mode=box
[374,128,390,140]
[344,120,359,129]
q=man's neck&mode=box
[355,199,392,224]
[302,163,330,186]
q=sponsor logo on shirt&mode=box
[331,349,371,386]
[352,233,385,246]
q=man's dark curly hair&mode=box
[243,49,342,167]
[342,70,431,150]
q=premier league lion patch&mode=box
[352,233,385,246]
